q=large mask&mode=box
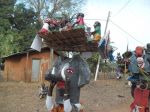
[45,54,90,87]
[45,54,91,104]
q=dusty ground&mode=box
[0,78,133,112]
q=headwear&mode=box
[94,21,101,27]
[77,13,84,18]
[147,43,150,49]
[146,43,150,53]
[135,46,143,57]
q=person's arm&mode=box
[46,81,56,111]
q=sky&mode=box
[83,0,150,56]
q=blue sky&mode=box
[83,0,150,55]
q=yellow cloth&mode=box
[93,34,101,41]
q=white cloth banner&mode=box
[31,34,42,52]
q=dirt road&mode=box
[0,79,132,112]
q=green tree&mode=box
[0,1,37,56]
[10,3,37,50]
[22,0,86,25]
[87,53,99,73]
[0,0,16,31]
[0,0,17,56]
[0,0,87,57]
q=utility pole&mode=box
[104,11,111,36]
[94,11,111,81]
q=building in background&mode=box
[2,47,58,82]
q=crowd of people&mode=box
[116,43,150,112]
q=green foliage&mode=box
[22,0,86,21]
[0,1,37,57]
[0,0,86,57]
[87,53,117,74]
[87,53,99,73]
[0,0,16,31]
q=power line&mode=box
[112,0,132,17]
[110,20,144,45]
[84,18,107,21]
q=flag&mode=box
[31,34,42,52]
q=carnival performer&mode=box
[128,45,150,112]
[128,46,145,97]
[45,54,90,112]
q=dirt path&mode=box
[0,79,133,112]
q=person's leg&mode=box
[131,82,136,98]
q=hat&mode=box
[94,21,101,27]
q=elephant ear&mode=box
[70,54,91,87]
[78,55,91,87]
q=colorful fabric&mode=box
[51,105,64,112]
[130,88,150,112]
[75,25,85,29]
[94,26,101,35]
[76,17,84,25]
[75,17,85,29]
[39,23,49,35]
[93,25,101,42]
[135,46,144,57]
[93,34,101,41]
[57,81,65,89]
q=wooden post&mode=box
[94,56,100,81]
[94,11,111,81]
[25,52,29,82]
[124,61,127,74]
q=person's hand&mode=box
[50,81,56,89]
[48,81,56,96]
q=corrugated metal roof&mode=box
[40,29,98,52]
[2,48,34,59]
[2,47,59,59]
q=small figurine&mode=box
[85,27,93,42]
[92,21,101,42]
[72,13,85,29]
[38,18,50,35]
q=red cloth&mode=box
[135,46,143,57]
[130,88,150,112]
[38,28,49,35]
[57,81,65,89]
[76,17,84,25]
